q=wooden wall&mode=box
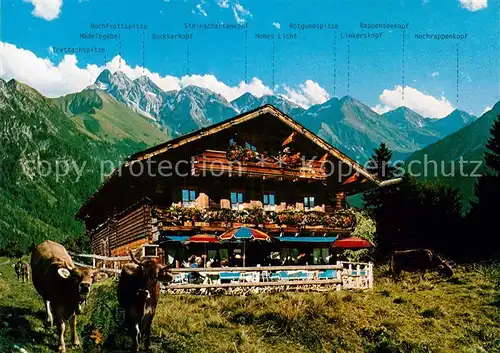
[89,202,153,256]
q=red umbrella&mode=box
[186,234,220,243]
[219,227,270,267]
[332,237,372,249]
[219,227,270,241]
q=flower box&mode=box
[304,225,326,230]
[155,205,357,230]
[211,221,227,228]
[195,221,210,227]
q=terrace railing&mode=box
[72,252,373,294]
[165,262,373,293]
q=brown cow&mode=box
[390,249,453,281]
[31,240,95,353]
[14,261,29,282]
[117,251,173,352]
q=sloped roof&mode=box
[76,105,400,219]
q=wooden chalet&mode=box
[76,105,399,266]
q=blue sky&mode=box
[1,0,499,117]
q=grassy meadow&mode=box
[0,258,498,353]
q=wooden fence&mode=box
[71,253,373,294]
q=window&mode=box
[304,196,315,211]
[313,248,329,265]
[263,192,276,211]
[231,191,244,210]
[101,238,109,257]
[182,189,197,207]
[143,245,158,258]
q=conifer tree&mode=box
[362,143,398,212]
[469,115,500,259]
[363,143,464,260]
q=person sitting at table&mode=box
[297,252,307,265]
[233,254,242,267]
[186,255,196,267]
[188,257,203,283]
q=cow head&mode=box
[128,250,174,286]
[437,261,454,277]
[56,266,94,304]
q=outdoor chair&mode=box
[241,271,260,283]
[173,273,189,284]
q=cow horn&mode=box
[129,250,142,266]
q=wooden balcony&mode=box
[191,150,328,180]
[152,206,356,235]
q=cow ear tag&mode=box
[58,268,71,279]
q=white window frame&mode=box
[263,192,276,211]
[304,196,315,211]
[142,244,159,258]
[231,191,244,210]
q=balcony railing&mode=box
[191,150,328,180]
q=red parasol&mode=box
[186,234,220,244]
[219,227,270,267]
[332,237,372,249]
[219,227,270,241]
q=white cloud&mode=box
[0,41,274,101]
[431,71,439,77]
[272,22,281,29]
[459,0,487,11]
[372,85,454,118]
[193,0,208,16]
[282,80,330,108]
[180,75,272,101]
[216,0,229,8]
[232,2,251,24]
[0,42,101,97]
[24,0,63,21]
[1,41,334,109]
[482,106,492,115]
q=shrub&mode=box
[80,281,127,351]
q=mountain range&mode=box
[92,69,477,161]
[406,102,500,203]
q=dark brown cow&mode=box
[117,251,173,352]
[14,261,29,282]
[390,249,453,281]
[31,240,95,353]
